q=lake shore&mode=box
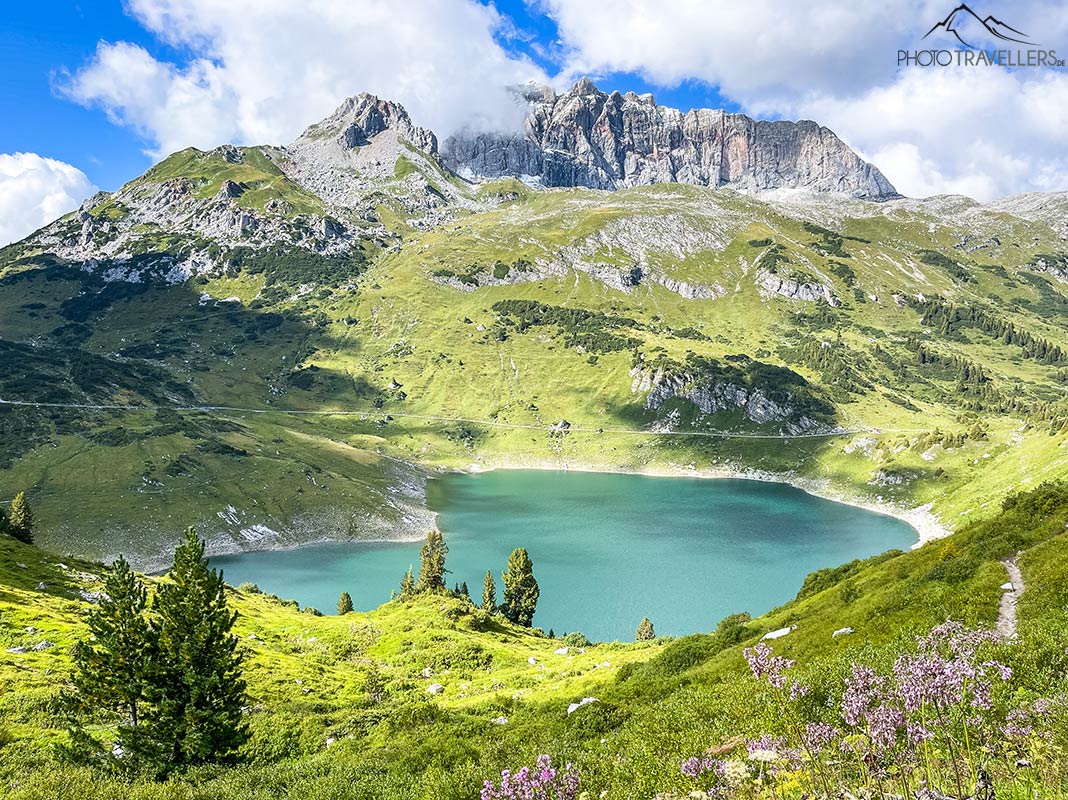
[459,457,950,547]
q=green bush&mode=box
[561,631,592,648]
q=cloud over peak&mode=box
[62,0,546,158]
[52,0,1068,200]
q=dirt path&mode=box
[996,555,1024,640]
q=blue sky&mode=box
[2,2,164,188]
[3,0,736,192]
[2,1,1067,246]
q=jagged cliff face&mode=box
[443,78,898,200]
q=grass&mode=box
[2,482,1068,797]
[2,177,1068,583]
[138,146,325,217]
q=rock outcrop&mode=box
[443,78,898,200]
[756,270,841,306]
[283,93,465,215]
[298,93,437,155]
[632,365,830,435]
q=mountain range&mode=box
[443,78,898,199]
[1,81,1067,566]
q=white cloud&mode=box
[0,153,95,247]
[543,0,1068,199]
[543,0,924,102]
[61,0,547,158]
[55,0,1068,199]
[790,69,1068,200]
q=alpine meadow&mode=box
[3,9,1068,798]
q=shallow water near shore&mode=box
[211,470,916,640]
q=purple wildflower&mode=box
[681,756,721,779]
[919,619,998,660]
[893,652,965,712]
[746,734,787,757]
[1003,708,1034,739]
[743,642,794,690]
[842,664,882,726]
[866,704,906,753]
[481,755,581,800]
[803,722,840,750]
[983,660,1013,681]
[906,721,933,746]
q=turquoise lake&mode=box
[211,470,917,641]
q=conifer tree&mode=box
[501,548,539,627]
[399,565,415,598]
[481,570,496,612]
[635,617,656,641]
[416,530,448,593]
[144,528,247,773]
[337,591,354,615]
[460,581,469,601]
[8,491,34,545]
[0,505,10,538]
[67,556,153,763]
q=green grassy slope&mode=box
[2,482,1067,798]
[2,183,1068,559]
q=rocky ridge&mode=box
[443,78,898,200]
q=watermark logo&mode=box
[899,3,1064,67]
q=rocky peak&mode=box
[443,78,899,200]
[296,93,437,154]
[569,76,602,96]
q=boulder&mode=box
[567,697,599,715]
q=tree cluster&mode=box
[917,298,1067,365]
[66,528,247,777]
[397,531,540,627]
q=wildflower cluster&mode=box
[481,754,581,800]
[672,752,751,798]
[674,620,1052,798]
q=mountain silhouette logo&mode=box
[923,3,1034,49]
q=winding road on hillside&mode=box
[997,554,1024,640]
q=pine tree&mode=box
[144,528,247,774]
[501,548,539,627]
[481,570,496,612]
[459,581,470,601]
[337,591,354,615]
[8,491,34,545]
[635,617,656,641]
[416,530,448,593]
[399,565,415,599]
[67,556,153,764]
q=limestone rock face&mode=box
[299,93,438,155]
[633,366,829,435]
[443,79,898,200]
